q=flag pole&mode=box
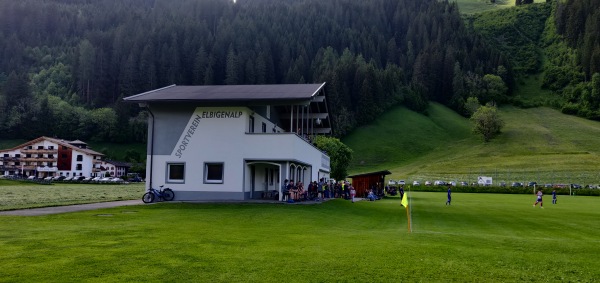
[408,186,412,233]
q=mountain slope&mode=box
[344,103,600,184]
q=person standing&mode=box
[281,179,289,202]
[552,189,557,204]
[350,185,356,203]
[533,190,543,208]
[445,184,451,205]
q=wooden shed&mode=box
[347,170,391,198]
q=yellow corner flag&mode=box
[401,193,408,208]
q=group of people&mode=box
[280,179,308,202]
[442,185,559,207]
[281,178,360,203]
[533,189,558,208]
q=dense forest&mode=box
[548,0,600,119]
[0,0,511,142]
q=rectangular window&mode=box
[262,122,267,133]
[249,116,255,133]
[76,155,83,161]
[15,154,20,158]
[167,163,185,183]
[38,146,44,149]
[76,164,82,170]
[48,146,54,150]
[204,163,224,184]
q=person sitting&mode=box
[367,189,377,201]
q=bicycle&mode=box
[142,185,175,203]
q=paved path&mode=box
[0,200,144,216]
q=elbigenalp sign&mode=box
[172,107,245,158]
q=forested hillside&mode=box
[0,0,510,142]
[470,0,600,120]
[548,0,600,119]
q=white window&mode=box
[167,163,185,183]
[204,163,224,184]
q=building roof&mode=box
[123,83,326,103]
[347,170,392,178]
[0,137,104,156]
[103,160,131,168]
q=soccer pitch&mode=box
[1,192,598,282]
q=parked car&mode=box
[43,176,53,181]
[586,184,597,189]
[398,180,406,186]
[63,176,74,181]
[434,180,446,186]
[570,184,582,189]
[412,181,420,186]
[527,181,537,187]
[425,181,432,186]
[459,181,468,186]
[499,182,506,187]
[99,177,112,183]
[27,176,37,180]
[544,184,553,188]
[91,177,102,182]
[110,177,124,183]
[511,182,523,187]
[388,179,397,185]
[75,176,86,181]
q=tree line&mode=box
[0,0,511,141]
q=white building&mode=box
[124,83,332,201]
[100,160,131,178]
[0,137,104,178]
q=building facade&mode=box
[0,137,104,178]
[124,83,333,201]
[100,160,131,178]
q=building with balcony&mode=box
[124,83,333,201]
[0,137,104,178]
[100,160,131,178]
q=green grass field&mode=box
[1,193,598,282]
[0,180,145,211]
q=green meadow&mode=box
[1,193,598,282]
[453,0,547,14]
[0,180,144,211]
[344,104,600,185]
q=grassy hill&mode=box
[454,0,547,14]
[343,103,600,185]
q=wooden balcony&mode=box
[21,149,58,154]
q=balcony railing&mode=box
[21,149,58,154]
[20,157,56,162]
